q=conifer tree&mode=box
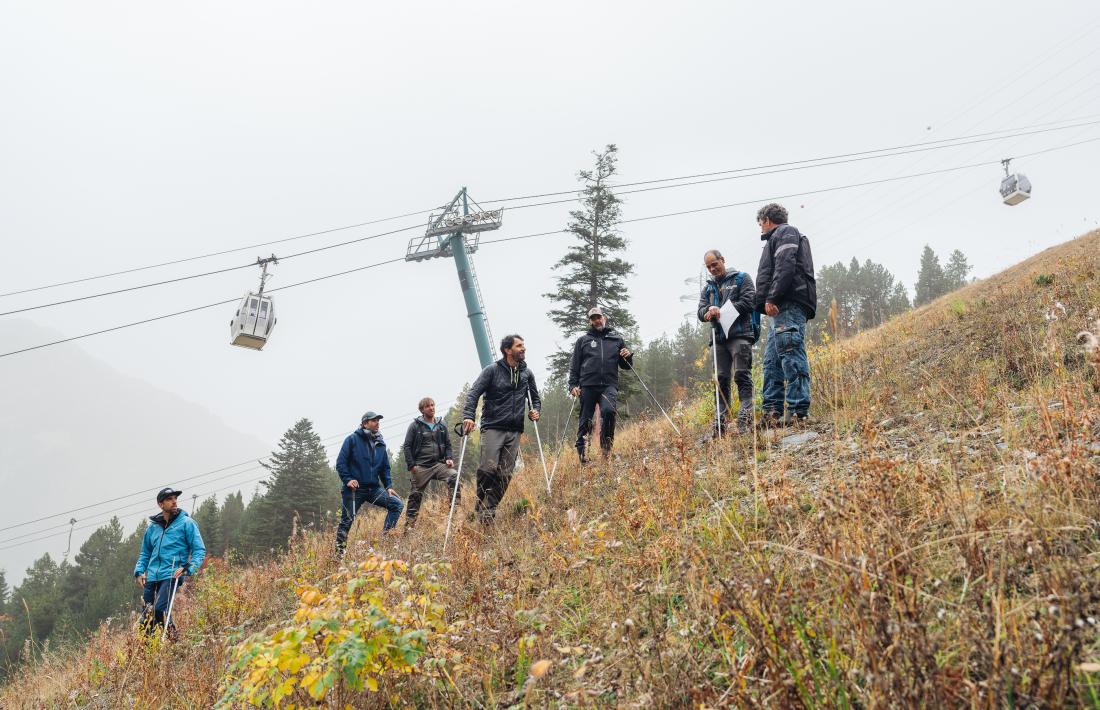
[192,497,224,558]
[943,249,973,291]
[0,569,9,616]
[914,245,946,307]
[544,144,636,380]
[219,491,245,556]
[243,419,340,554]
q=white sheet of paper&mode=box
[718,299,739,336]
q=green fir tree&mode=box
[544,144,636,381]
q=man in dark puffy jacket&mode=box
[754,203,817,425]
[569,306,632,463]
[335,412,403,554]
[462,334,541,523]
[401,396,458,530]
[698,250,757,433]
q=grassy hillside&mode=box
[3,231,1099,708]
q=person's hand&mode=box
[347,479,360,489]
[445,459,454,468]
[387,488,399,499]
[704,306,720,321]
[529,409,540,422]
[463,419,475,434]
[619,347,631,358]
[410,465,417,475]
[136,573,146,588]
[765,302,779,317]
[173,567,186,579]
[570,386,580,398]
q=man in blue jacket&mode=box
[133,487,206,638]
[335,411,403,555]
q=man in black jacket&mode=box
[568,306,633,463]
[754,203,817,425]
[462,334,542,523]
[697,250,757,433]
[401,397,459,530]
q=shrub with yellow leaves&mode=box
[216,556,458,708]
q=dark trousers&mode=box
[475,429,520,522]
[140,576,184,635]
[715,337,753,425]
[576,385,617,460]
[336,485,403,553]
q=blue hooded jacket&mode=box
[133,509,206,582]
[336,428,392,489]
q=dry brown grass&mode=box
[3,231,1099,708]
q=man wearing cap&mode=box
[462,334,541,523]
[133,487,206,639]
[335,411,403,554]
[568,306,633,463]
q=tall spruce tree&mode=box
[61,518,138,635]
[943,249,973,291]
[243,419,341,554]
[219,491,245,556]
[0,569,9,616]
[544,144,635,380]
[914,245,946,307]
[192,496,224,558]
[7,554,65,659]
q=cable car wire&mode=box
[2,135,1095,362]
[0,406,441,539]
[0,223,425,318]
[2,115,1097,305]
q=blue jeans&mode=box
[140,576,185,635]
[336,485,403,552]
[762,305,811,416]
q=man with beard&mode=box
[568,306,633,463]
[462,334,542,523]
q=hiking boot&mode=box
[758,411,784,430]
[781,412,809,427]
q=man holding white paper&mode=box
[698,249,758,434]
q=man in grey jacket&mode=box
[401,396,459,530]
[462,334,541,523]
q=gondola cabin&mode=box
[999,172,1032,206]
[230,292,275,350]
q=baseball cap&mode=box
[361,411,384,423]
[157,487,183,503]
[587,306,604,317]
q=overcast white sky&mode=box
[1,2,1098,572]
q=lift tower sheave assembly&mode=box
[405,187,502,368]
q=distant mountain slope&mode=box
[0,320,269,582]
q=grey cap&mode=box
[361,411,383,423]
[587,306,604,317]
